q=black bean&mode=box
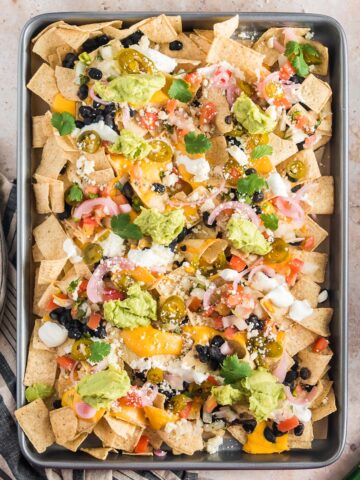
[245,168,257,176]
[159,387,176,401]
[252,191,264,203]
[191,99,201,108]
[78,84,89,100]
[121,30,144,48]
[299,367,311,380]
[62,52,77,69]
[152,183,166,194]
[195,344,210,363]
[96,35,110,47]
[224,115,232,124]
[272,423,286,437]
[180,245,187,251]
[246,314,265,331]
[242,419,257,433]
[284,370,298,385]
[81,38,98,53]
[202,211,216,228]
[291,360,299,371]
[264,426,276,443]
[79,105,95,119]
[49,307,66,321]
[53,399,62,409]
[88,67,103,80]
[75,120,84,129]
[57,203,72,220]
[294,423,305,436]
[169,40,183,51]
[290,74,304,84]
[103,103,116,114]
[122,182,135,202]
[68,328,82,340]
[297,141,305,151]
[209,358,222,371]
[168,227,192,251]
[302,383,314,392]
[227,136,241,147]
[92,100,102,109]
[129,107,136,117]
[210,335,225,348]
[83,117,93,126]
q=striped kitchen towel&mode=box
[0,172,197,480]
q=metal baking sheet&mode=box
[16,11,348,470]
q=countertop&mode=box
[1,0,358,479]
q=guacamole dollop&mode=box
[212,384,244,405]
[94,73,165,105]
[233,92,276,134]
[25,383,54,403]
[103,282,157,329]
[77,368,131,408]
[134,208,185,246]
[109,129,151,160]
[226,216,271,255]
[237,368,285,421]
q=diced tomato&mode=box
[112,192,128,206]
[102,289,125,302]
[274,97,292,109]
[295,115,309,130]
[312,337,329,353]
[179,400,193,419]
[277,416,300,433]
[139,110,158,131]
[203,395,217,413]
[213,316,224,330]
[224,326,237,338]
[226,293,243,308]
[166,99,178,114]
[87,313,102,330]
[120,388,143,408]
[199,102,217,126]
[81,216,98,236]
[302,236,315,251]
[207,375,219,386]
[47,293,67,311]
[279,61,295,81]
[229,255,247,272]
[176,128,190,137]
[203,305,216,317]
[229,167,242,180]
[184,72,202,86]
[286,270,298,287]
[134,435,149,454]
[56,355,76,370]
[288,258,304,273]
[188,296,202,312]
[84,185,99,197]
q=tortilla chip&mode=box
[299,74,332,113]
[32,26,66,62]
[33,182,51,214]
[312,378,333,409]
[31,319,52,351]
[34,282,59,317]
[94,416,143,451]
[15,399,55,453]
[33,245,45,263]
[202,86,233,134]
[24,347,57,387]
[38,258,67,285]
[50,407,78,444]
[194,29,214,43]
[144,427,163,449]
[32,20,67,43]
[57,433,88,452]
[35,136,70,179]
[304,176,334,215]
[56,27,89,50]
[300,216,328,251]
[288,421,313,448]
[157,420,203,455]
[298,38,329,76]
[160,33,206,61]
[291,275,321,308]
[139,15,178,43]
[33,115,50,148]
[27,63,59,106]
[207,36,264,83]
[48,52,61,69]
[189,34,211,54]
[33,215,68,260]
[283,320,318,356]
[81,447,115,460]
[73,261,92,280]
[227,424,247,445]
[277,149,321,183]
[317,99,332,135]
[213,15,239,38]
[292,250,328,283]
[268,133,298,166]
[297,348,333,385]
[311,388,336,421]
[206,135,229,167]
[153,266,193,298]
[49,181,65,213]
[180,238,228,264]
[89,168,115,185]
[297,308,333,336]
[55,66,79,101]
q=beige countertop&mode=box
[1,1,359,478]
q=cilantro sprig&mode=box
[68,279,80,294]
[261,213,279,231]
[65,184,84,204]
[251,144,273,160]
[168,79,193,103]
[89,342,111,363]
[111,214,143,240]
[285,41,320,78]
[184,132,212,154]
[220,355,252,384]
[237,173,268,202]
[51,111,76,136]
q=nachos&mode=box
[16,15,336,458]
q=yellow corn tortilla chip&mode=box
[50,407,78,444]
[35,136,70,180]
[34,174,65,214]
[189,34,211,55]
[304,176,334,215]
[194,29,214,43]
[31,319,53,351]
[297,347,333,386]
[74,20,122,33]
[49,181,65,213]
[15,398,55,453]
[33,182,51,214]
[32,26,66,62]
[48,52,61,69]
[33,215,68,260]
[201,86,233,134]
[32,21,67,43]
[213,15,239,38]
[300,216,328,251]
[145,428,163,449]
[317,99,332,135]
[73,261,92,280]
[139,15,178,43]
[268,133,298,166]
[94,416,143,451]
[55,66,79,101]
[153,266,194,298]
[298,38,329,76]
[157,421,204,455]
[58,432,88,452]
[288,421,313,448]
[24,347,57,387]
[311,388,336,422]
[277,149,321,183]
[160,33,206,61]
[207,36,264,83]
[180,238,228,264]
[312,378,333,409]
[291,249,328,283]
[38,258,68,285]
[81,447,115,460]
[32,115,51,148]
[34,282,59,317]
[299,74,332,113]
[56,27,89,50]
[227,424,247,445]
[89,168,115,185]
[296,308,333,337]
[56,44,75,65]
[88,147,112,170]
[291,275,321,308]
[27,63,59,106]
[283,319,318,357]
[206,135,229,167]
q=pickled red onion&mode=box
[273,196,305,227]
[220,341,234,355]
[88,86,112,106]
[203,284,216,310]
[87,257,134,303]
[75,401,97,419]
[154,449,167,457]
[283,27,300,43]
[207,201,260,226]
[273,38,285,53]
[272,353,288,383]
[248,265,276,282]
[73,197,120,219]
[293,183,316,202]
[284,385,318,405]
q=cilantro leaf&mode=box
[237,173,268,199]
[284,40,301,57]
[184,132,212,154]
[51,111,76,136]
[220,355,252,384]
[168,79,193,103]
[111,214,143,240]
[250,144,273,160]
[89,342,111,363]
[261,213,279,231]
[292,52,309,78]
[68,279,80,294]
[284,40,315,78]
[65,184,84,204]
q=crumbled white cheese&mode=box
[162,171,179,187]
[227,145,248,166]
[267,172,288,197]
[63,238,82,264]
[200,198,215,213]
[289,299,313,322]
[76,154,95,182]
[318,290,328,303]
[265,284,294,308]
[99,231,126,258]
[190,287,205,299]
[128,244,174,270]
[250,271,280,293]
[292,404,312,423]
[218,269,241,282]
[206,435,224,454]
[176,154,210,182]
[38,321,68,348]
